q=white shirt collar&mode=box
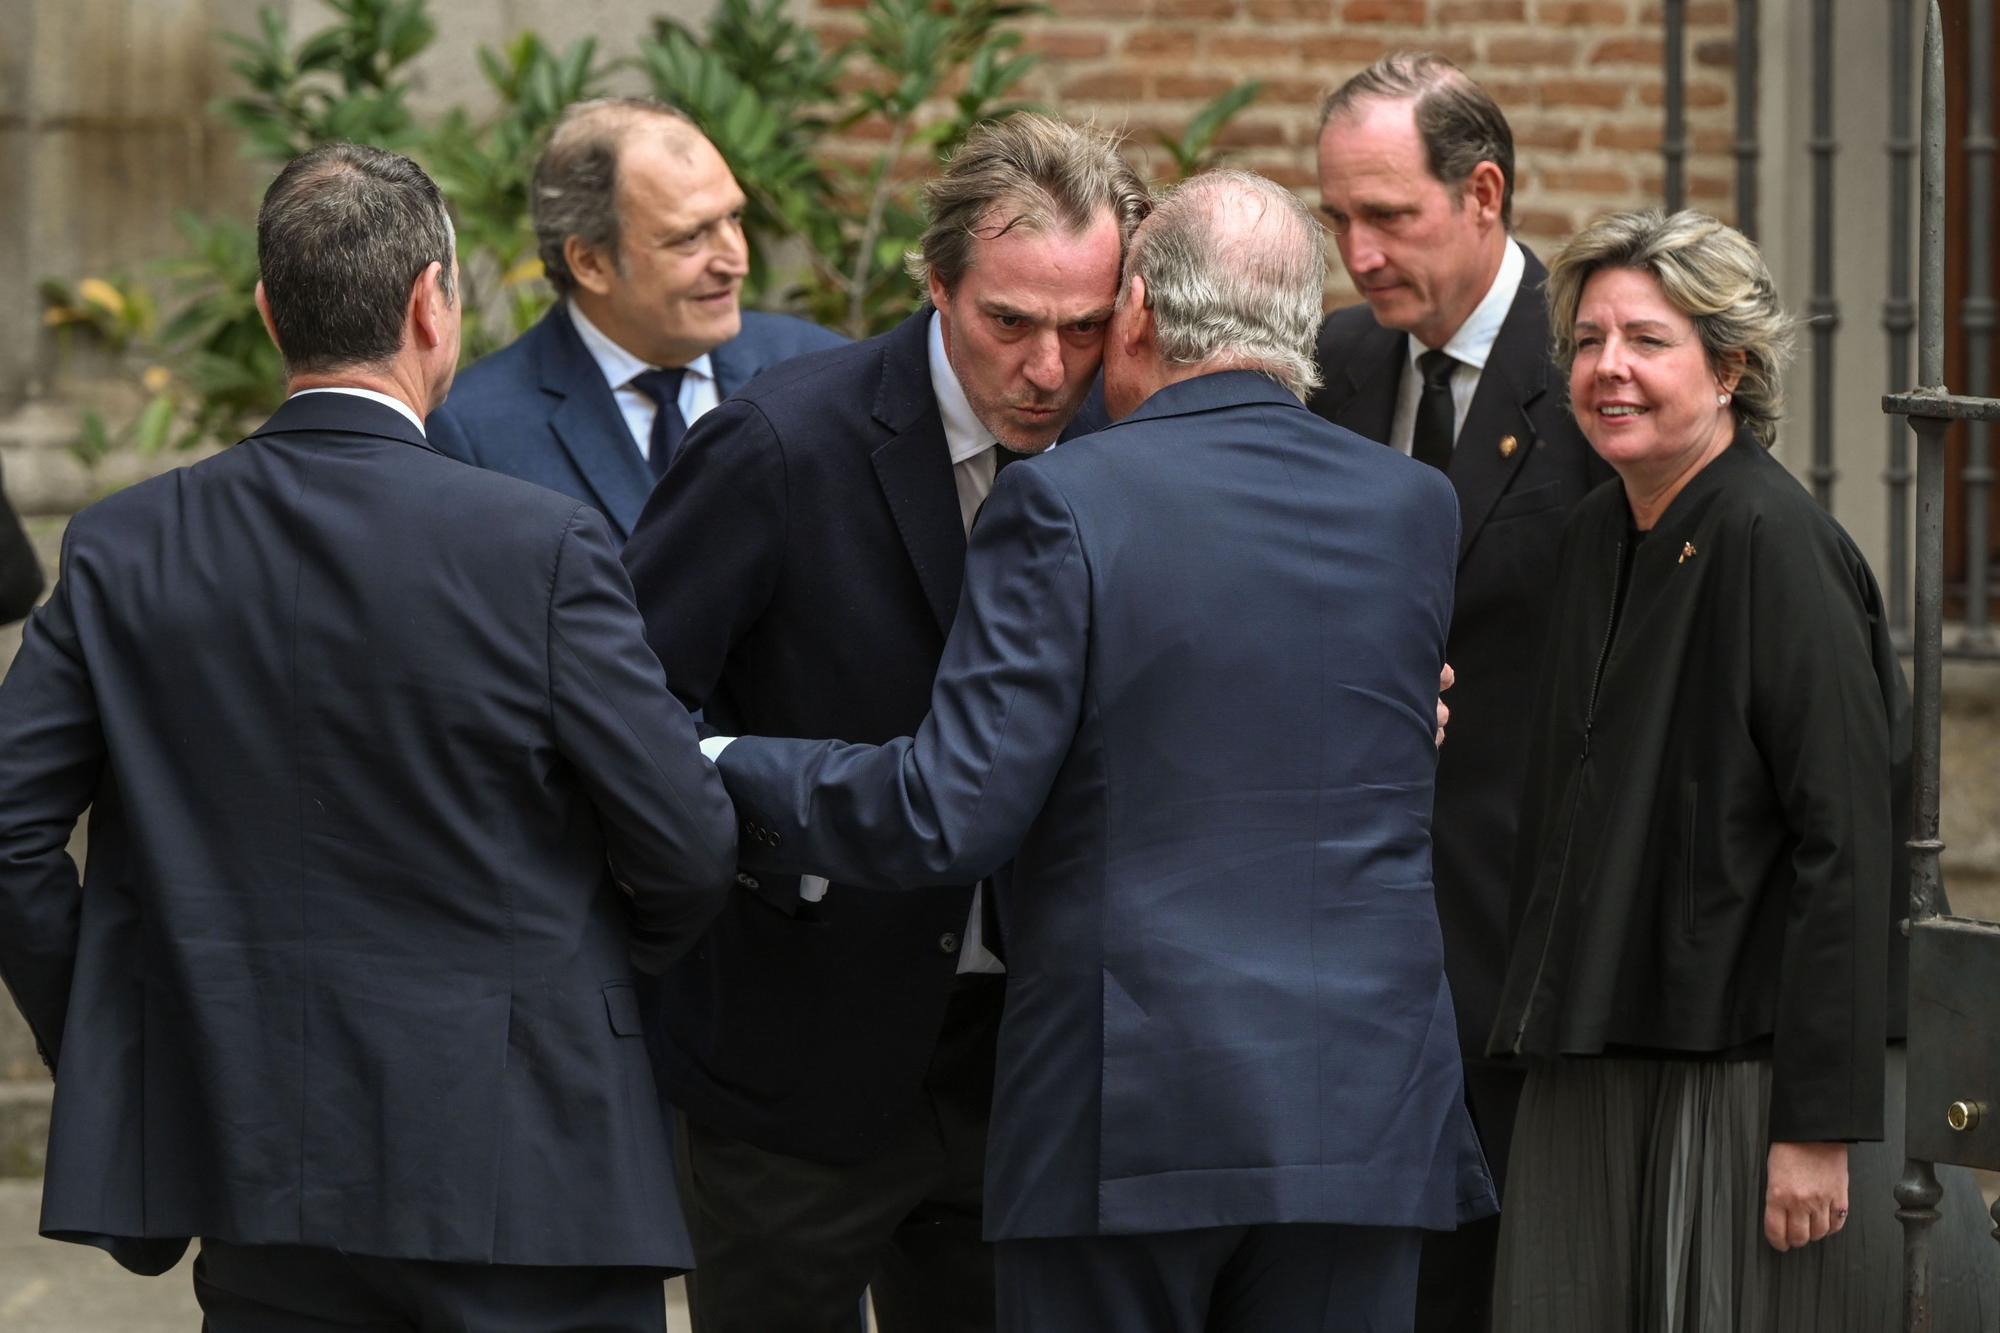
[927,310,995,466]
[288,386,426,435]
[568,299,714,391]
[1406,236,1524,375]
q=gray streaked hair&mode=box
[1318,52,1516,230]
[256,142,455,375]
[1120,169,1326,400]
[533,98,697,296]
[907,113,1152,293]
[1545,208,1793,447]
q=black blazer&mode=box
[623,308,1103,1164]
[0,394,736,1272]
[1490,436,1909,1143]
[1309,247,1610,1064]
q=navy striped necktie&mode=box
[629,368,688,480]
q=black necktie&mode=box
[1411,349,1458,473]
[992,443,1033,477]
[629,368,687,480]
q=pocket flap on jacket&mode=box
[603,982,644,1037]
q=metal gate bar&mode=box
[1963,0,1996,649]
[1732,0,1758,239]
[1664,0,1686,212]
[1885,0,1917,647]
[1883,6,2000,1329]
[1811,0,1839,505]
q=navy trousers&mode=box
[995,1223,1424,1333]
[193,1240,667,1333]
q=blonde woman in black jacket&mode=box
[1487,209,1996,1331]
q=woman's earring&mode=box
[1717,392,1731,405]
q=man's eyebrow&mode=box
[973,300,1116,325]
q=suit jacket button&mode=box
[735,872,760,890]
[938,932,960,955]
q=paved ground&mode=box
[0,1182,695,1331]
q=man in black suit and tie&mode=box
[1309,54,1610,1333]
[0,143,737,1330]
[430,98,842,539]
[620,114,1148,1332]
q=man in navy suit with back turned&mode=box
[620,114,1144,1332]
[1309,53,1610,1333]
[0,143,737,1330]
[707,169,1496,1333]
[430,97,842,538]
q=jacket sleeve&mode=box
[620,398,786,723]
[0,463,44,624]
[547,504,737,973]
[0,527,100,1068]
[715,463,1089,889]
[1749,510,1893,1142]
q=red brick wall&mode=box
[802,0,1739,305]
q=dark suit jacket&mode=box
[1308,247,1610,1069]
[428,304,844,540]
[715,372,1496,1240]
[0,393,736,1272]
[621,307,1105,1165]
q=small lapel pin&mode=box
[1679,541,1697,564]
[1499,435,1518,459]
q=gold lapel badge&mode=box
[1499,435,1518,459]
[1679,541,1697,565]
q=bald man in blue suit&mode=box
[709,171,1494,1333]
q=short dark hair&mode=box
[256,143,455,375]
[534,98,698,297]
[1319,53,1515,229]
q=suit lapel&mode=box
[1448,255,1553,561]
[708,328,757,399]
[536,306,655,541]
[869,311,966,634]
[1314,322,1403,446]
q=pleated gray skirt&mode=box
[1493,1050,2000,1332]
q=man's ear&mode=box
[1466,160,1506,228]
[927,268,952,315]
[409,261,448,349]
[564,235,616,298]
[253,280,282,355]
[1116,274,1152,356]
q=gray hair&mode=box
[534,98,698,297]
[1545,208,1793,447]
[1120,169,1326,400]
[1319,52,1516,230]
[908,113,1152,293]
[256,142,455,375]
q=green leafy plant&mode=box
[426,32,611,359]
[1156,83,1266,181]
[44,0,1268,456]
[214,0,432,160]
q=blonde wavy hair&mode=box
[1545,209,1795,447]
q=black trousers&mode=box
[675,974,1002,1333]
[995,1223,1424,1333]
[192,1240,666,1333]
[1413,1061,1523,1333]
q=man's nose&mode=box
[1023,334,1065,392]
[711,220,750,277]
[1341,226,1386,275]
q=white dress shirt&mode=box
[924,311,1009,975]
[1387,237,1526,457]
[567,300,719,457]
[288,386,426,434]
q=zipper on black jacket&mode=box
[1511,535,1627,1054]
